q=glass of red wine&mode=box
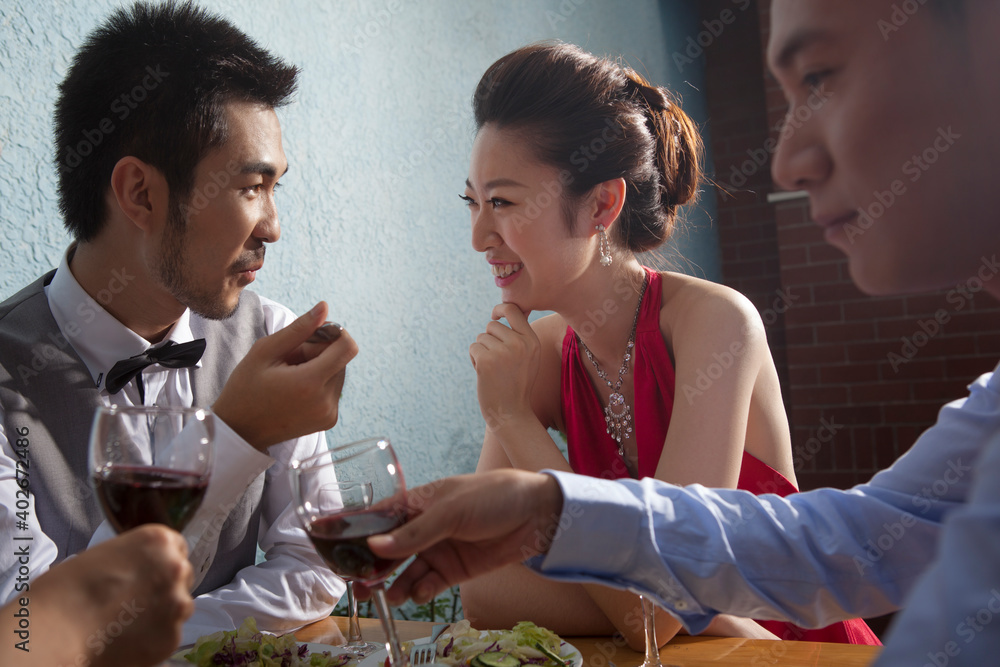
[289,436,409,666]
[88,405,214,534]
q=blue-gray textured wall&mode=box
[0,0,716,486]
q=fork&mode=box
[409,624,449,666]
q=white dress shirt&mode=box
[0,251,344,645]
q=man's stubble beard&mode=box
[154,199,240,321]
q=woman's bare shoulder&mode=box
[656,272,767,355]
[659,272,762,329]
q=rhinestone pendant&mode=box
[604,392,633,448]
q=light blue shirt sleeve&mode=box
[529,367,1000,657]
[871,429,1000,666]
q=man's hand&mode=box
[358,470,563,605]
[13,525,194,667]
[213,301,359,451]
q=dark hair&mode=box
[54,1,299,242]
[472,42,703,254]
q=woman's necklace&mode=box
[577,273,648,458]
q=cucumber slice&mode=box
[534,642,568,666]
[473,652,521,667]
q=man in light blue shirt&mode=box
[366,1,1000,664]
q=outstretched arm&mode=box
[368,449,951,631]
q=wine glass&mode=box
[290,436,409,666]
[326,481,381,656]
[89,405,214,534]
[344,579,379,656]
[639,595,661,667]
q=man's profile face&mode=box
[153,100,287,319]
[768,0,999,296]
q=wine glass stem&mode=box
[346,581,363,644]
[640,595,661,667]
[371,583,409,667]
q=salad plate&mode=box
[174,618,359,666]
[360,621,582,667]
[173,644,356,666]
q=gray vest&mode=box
[0,270,267,595]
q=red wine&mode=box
[93,466,208,533]
[308,509,406,583]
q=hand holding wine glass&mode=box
[290,436,409,666]
[89,405,214,534]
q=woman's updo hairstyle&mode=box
[472,42,703,253]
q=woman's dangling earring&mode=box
[597,224,613,267]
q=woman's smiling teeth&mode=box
[491,263,523,279]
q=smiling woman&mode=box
[459,42,880,650]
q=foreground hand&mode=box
[357,470,563,605]
[24,525,193,667]
[469,303,540,431]
[213,301,359,450]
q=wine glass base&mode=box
[342,641,381,657]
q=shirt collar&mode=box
[45,247,201,389]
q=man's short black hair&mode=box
[54,1,299,242]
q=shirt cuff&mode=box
[201,416,275,511]
[529,470,714,634]
[536,470,643,576]
[185,418,275,586]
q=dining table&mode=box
[295,616,882,667]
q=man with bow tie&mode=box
[0,1,357,645]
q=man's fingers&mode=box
[403,568,451,606]
[256,302,329,358]
[384,552,460,606]
[368,491,460,559]
[311,329,359,377]
[384,557,432,605]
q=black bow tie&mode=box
[104,339,206,403]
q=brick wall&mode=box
[702,0,1000,492]
[700,0,790,409]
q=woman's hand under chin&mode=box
[469,302,541,432]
